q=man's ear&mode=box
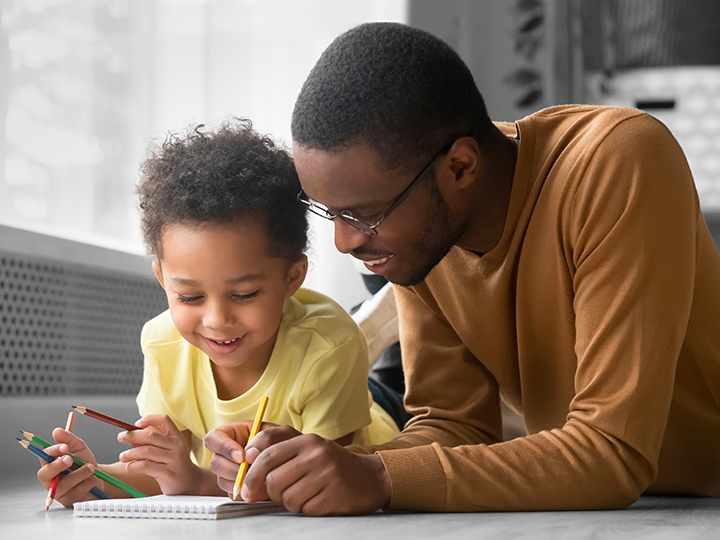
[285,255,308,297]
[152,261,166,290]
[446,137,480,192]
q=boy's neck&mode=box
[210,329,279,401]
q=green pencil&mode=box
[19,430,148,499]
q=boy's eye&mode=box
[176,294,202,304]
[234,291,259,301]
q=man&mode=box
[204,22,720,515]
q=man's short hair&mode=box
[291,22,493,169]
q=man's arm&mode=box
[360,114,699,511]
[209,115,700,514]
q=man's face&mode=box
[293,142,463,287]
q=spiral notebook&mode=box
[73,495,285,520]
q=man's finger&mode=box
[209,452,240,483]
[244,433,319,494]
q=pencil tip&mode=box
[232,487,240,501]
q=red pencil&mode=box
[71,405,140,431]
[46,411,74,510]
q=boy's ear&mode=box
[152,261,166,290]
[285,255,308,297]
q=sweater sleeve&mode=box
[366,114,700,512]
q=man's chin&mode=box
[384,262,438,288]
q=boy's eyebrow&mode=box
[170,274,264,286]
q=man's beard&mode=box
[393,180,461,288]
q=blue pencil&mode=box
[16,438,110,500]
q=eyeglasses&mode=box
[297,140,455,236]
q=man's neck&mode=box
[456,128,519,255]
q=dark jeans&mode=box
[368,376,411,431]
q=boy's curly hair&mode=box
[136,118,307,262]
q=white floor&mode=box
[3,476,720,540]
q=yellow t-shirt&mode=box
[136,287,399,468]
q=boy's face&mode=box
[153,219,307,393]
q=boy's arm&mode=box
[97,462,162,498]
[118,418,226,496]
[98,462,225,498]
[333,432,355,446]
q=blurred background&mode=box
[1,0,719,470]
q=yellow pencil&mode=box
[232,395,269,500]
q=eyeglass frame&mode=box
[297,139,457,236]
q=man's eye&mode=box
[340,209,377,221]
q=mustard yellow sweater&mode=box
[361,105,720,511]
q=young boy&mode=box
[35,119,399,505]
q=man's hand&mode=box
[118,414,201,495]
[205,423,392,516]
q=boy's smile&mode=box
[203,334,245,355]
[152,219,307,399]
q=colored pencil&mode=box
[71,405,140,431]
[232,395,269,500]
[19,430,148,498]
[46,411,75,510]
[16,438,109,500]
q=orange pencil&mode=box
[46,411,74,510]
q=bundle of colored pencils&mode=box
[18,406,150,509]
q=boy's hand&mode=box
[204,421,277,497]
[205,423,391,515]
[118,414,200,495]
[37,429,103,508]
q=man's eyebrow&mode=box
[323,198,382,215]
[170,274,264,286]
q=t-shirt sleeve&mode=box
[135,322,189,433]
[290,338,373,441]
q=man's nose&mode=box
[333,219,370,255]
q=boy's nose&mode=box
[333,219,370,255]
[203,301,234,329]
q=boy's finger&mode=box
[51,463,94,497]
[58,466,101,506]
[37,455,73,485]
[134,413,174,429]
[43,444,66,458]
[246,424,302,455]
[205,427,246,463]
[119,443,174,465]
[118,427,176,450]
